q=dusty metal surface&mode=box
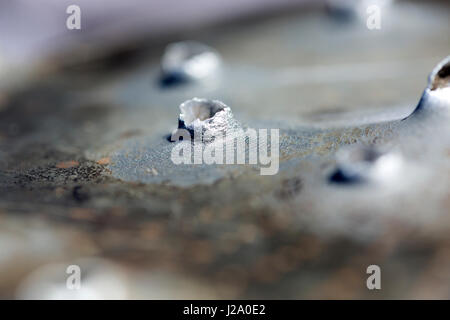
[1,0,450,299]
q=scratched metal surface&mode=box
[1,1,450,299]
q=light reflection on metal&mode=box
[329,56,450,186]
[329,145,402,185]
[170,97,239,142]
[160,41,222,87]
[409,56,450,118]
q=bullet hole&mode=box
[431,62,450,90]
[159,41,221,88]
[178,98,225,128]
[328,145,382,185]
[168,98,234,142]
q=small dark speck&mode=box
[72,185,90,203]
[158,72,188,88]
[329,169,364,184]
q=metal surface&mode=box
[0,0,450,299]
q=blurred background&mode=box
[0,0,450,299]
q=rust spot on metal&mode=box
[96,157,110,165]
[55,160,79,169]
